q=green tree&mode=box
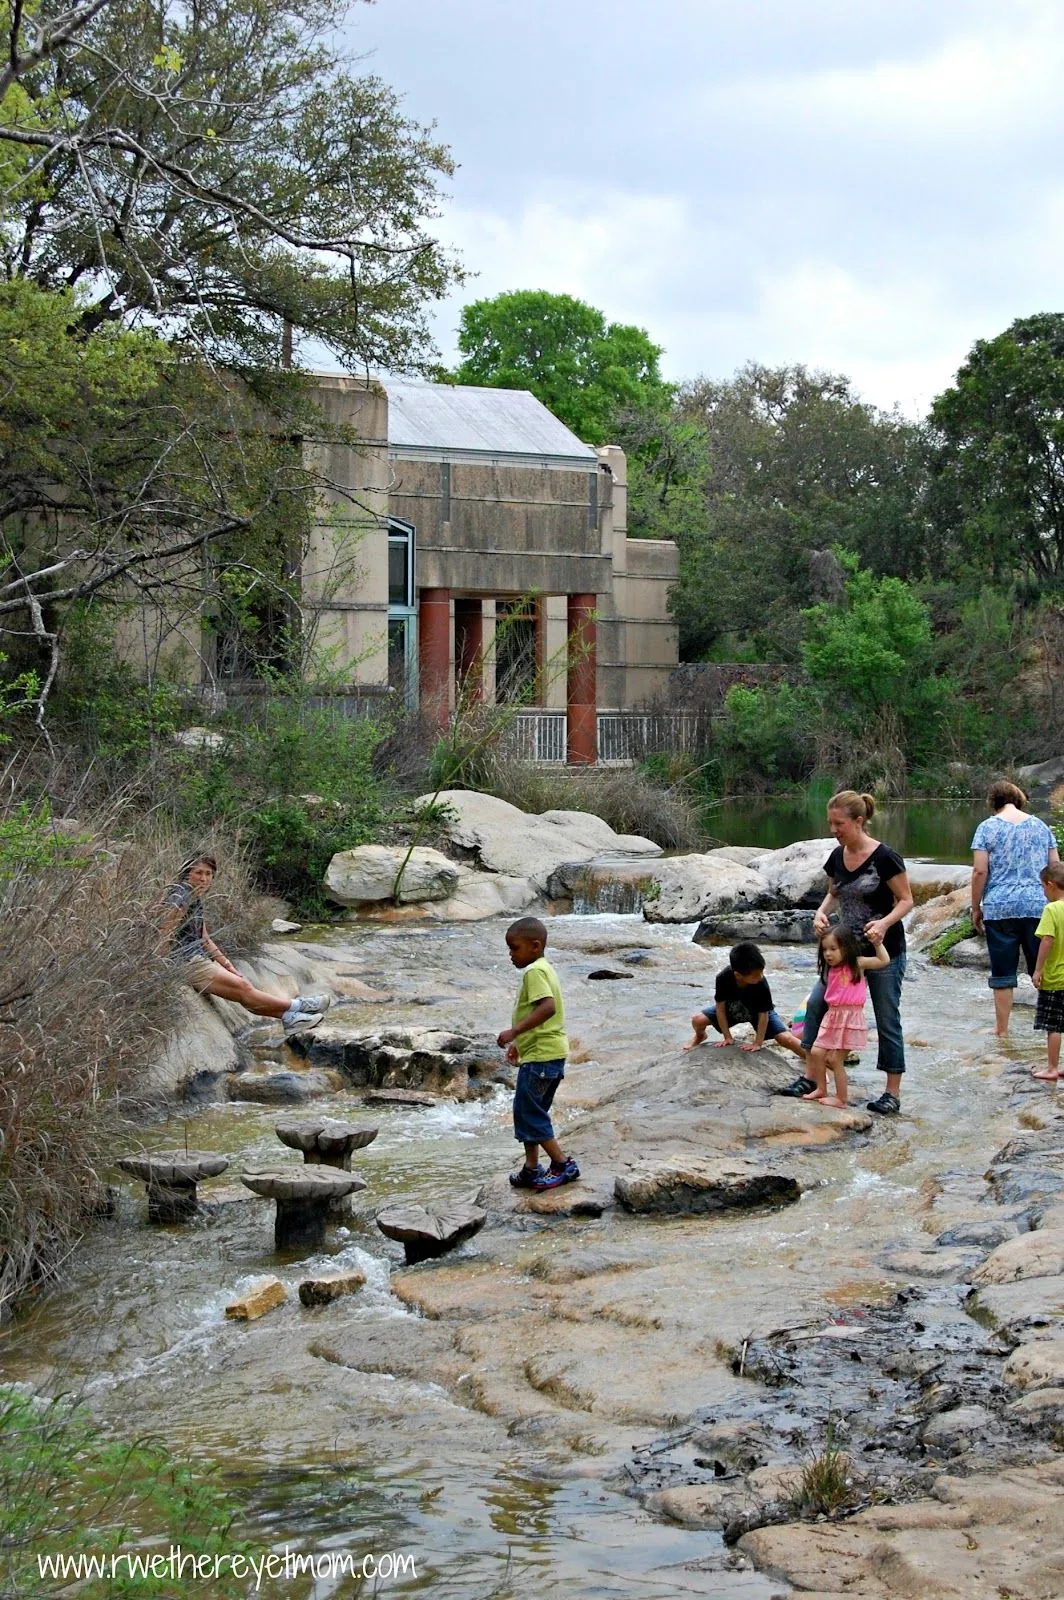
[453,289,666,443]
[929,313,1064,586]
[668,364,930,661]
[1,0,460,368]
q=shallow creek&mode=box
[0,914,1044,1598]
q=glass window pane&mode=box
[388,618,408,692]
[388,539,409,606]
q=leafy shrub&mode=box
[711,681,819,791]
[0,1387,246,1598]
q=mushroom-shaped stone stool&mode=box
[274,1118,378,1171]
[116,1151,229,1223]
[240,1168,367,1250]
[376,1201,486,1265]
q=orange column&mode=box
[418,588,451,727]
[566,593,597,765]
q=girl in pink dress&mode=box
[803,927,889,1108]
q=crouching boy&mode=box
[685,940,807,1059]
[498,917,581,1192]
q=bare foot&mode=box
[821,1095,846,1108]
[801,1088,826,1101]
[1032,1068,1060,1081]
[682,1036,706,1051]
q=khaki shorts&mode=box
[179,955,232,994]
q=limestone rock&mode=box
[642,855,769,924]
[292,1023,501,1099]
[905,886,971,953]
[947,936,990,970]
[271,917,302,934]
[936,1218,1018,1249]
[749,837,833,908]
[324,843,459,906]
[298,1269,366,1306]
[707,845,768,866]
[425,873,538,921]
[376,1201,487,1263]
[1008,1386,1064,1421]
[1018,754,1064,799]
[906,861,972,903]
[1003,1337,1064,1391]
[225,1276,287,1320]
[921,1404,992,1451]
[969,1275,1064,1337]
[614,1158,800,1215]
[881,1247,981,1280]
[972,1227,1064,1286]
[226,1068,343,1103]
[415,789,660,892]
[476,1170,615,1218]
[693,908,816,945]
[364,1087,441,1107]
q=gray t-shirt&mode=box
[164,881,208,959]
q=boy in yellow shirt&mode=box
[497,917,580,1191]
[1032,862,1064,1081]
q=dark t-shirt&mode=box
[164,881,207,959]
[825,842,907,958]
[714,967,774,1018]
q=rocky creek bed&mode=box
[3,911,1064,1598]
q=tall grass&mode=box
[0,806,267,1317]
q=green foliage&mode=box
[801,557,933,715]
[668,364,930,661]
[930,314,1064,585]
[710,681,819,791]
[928,917,976,965]
[173,700,385,914]
[55,616,184,766]
[453,290,667,443]
[0,1387,247,1598]
[0,801,90,880]
[792,1419,857,1517]
[1,0,460,368]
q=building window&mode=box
[387,518,416,705]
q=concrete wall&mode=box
[594,446,679,710]
[301,377,390,690]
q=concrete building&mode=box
[304,376,679,763]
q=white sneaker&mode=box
[294,993,331,1014]
[283,1009,323,1034]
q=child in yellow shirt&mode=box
[1032,862,1064,1081]
[497,917,580,1191]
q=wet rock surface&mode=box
[289,1023,506,1099]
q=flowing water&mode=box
[0,911,1042,1598]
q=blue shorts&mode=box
[984,917,1041,990]
[513,1059,565,1144]
[704,1004,790,1039]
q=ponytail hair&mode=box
[828,789,876,825]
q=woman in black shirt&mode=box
[785,790,913,1114]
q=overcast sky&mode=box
[342,0,1064,417]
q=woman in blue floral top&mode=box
[971,780,1059,1036]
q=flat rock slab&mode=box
[298,1269,366,1307]
[476,1170,615,1218]
[614,1158,801,1216]
[881,1247,983,1280]
[225,1276,287,1320]
[376,1201,487,1263]
[972,1227,1064,1286]
[969,1274,1064,1336]
[936,1218,1020,1249]
[921,1404,993,1450]
[363,1088,441,1107]
[694,909,816,945]
[116,1152,229,1184]
[240,1168,367,1202]
[1003,1335,1064,1391]
[741,1104,872,1141]
[227,1069,343,1103]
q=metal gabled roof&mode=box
[383,380,597,464]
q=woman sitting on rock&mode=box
[160,854,327,1033]
[971,781,1059,1037]
[780,791,913,1115]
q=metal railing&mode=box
[502,710,568,764]
[499,709,706,765]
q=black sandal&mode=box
[775,1075,817,1098]
[867,1091,901,1115]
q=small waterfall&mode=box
[570,865,657,916]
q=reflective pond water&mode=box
[704,797,1013,863]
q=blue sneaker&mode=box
[509,1163,545,1189]
[532,1158,580,1191]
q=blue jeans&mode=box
[513,1059,565,1144]
[984,917,1040,990]
[803,952,907,1078]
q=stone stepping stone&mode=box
[298,1269,366,1306]
[228,1069,343,1103]
[363,1088,440,1107]
[240,1167,367,1250]
[275,1118,378,1170]
[376,1201,486,1264]
[116,1151,229,1223]
[225,1276,287,1321]
[614,1158,800,1216]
